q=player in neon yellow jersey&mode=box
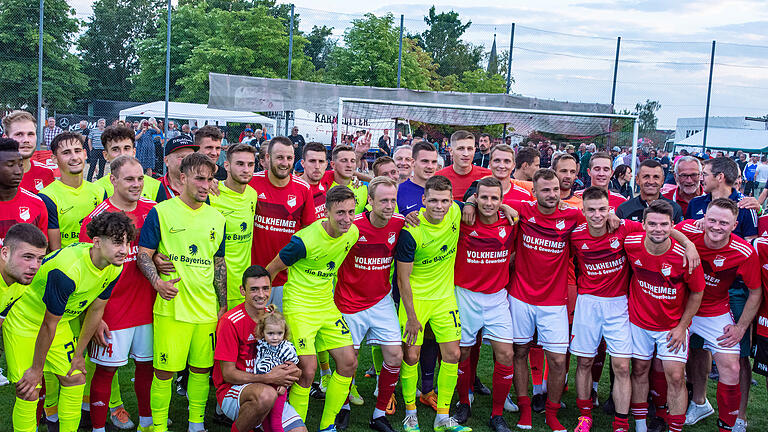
[320,145,368,214]
[0,223,47,324]
[209,144,258,310]
[4,211,133,432]
[137,153,226,432]
[396,175,470,432]
[95,125,161,201]
[39,132,105,250]
[266,186,360,432]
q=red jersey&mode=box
[624,233,705,331]
[436,165,492,201]
[662,185,702,217]
[335,212,405,314]
[0,188,48,245]
[575,188,627,211]
[758,214,768,237]
[502,183,534,205]
[455,215,515,294]
[753,237,768,337]
[508,200,585,306]
[79,197,156,330]
[19,160,55,194]
[676,220,760,317]
[213,304,258,403]
[570,220,643,298]
[308,182,327,221]
[248,172,316,286]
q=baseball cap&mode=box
[245,128,253,132]
[164,135,198,156]
[694,152,709,160]
[612,146,621,152]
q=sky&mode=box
[69,0,768,130]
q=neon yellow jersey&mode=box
[4,243,121,337]
[331,180,368,215]
[395,203,461,300]
[96,174,160,202]
[209,182,258,307]
[139,197,226,323]
[0,276,26,320]
[39,180,105,247]
[280,220,359,312]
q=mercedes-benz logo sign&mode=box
[59,118,70,128]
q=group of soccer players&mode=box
[2,109,768,432]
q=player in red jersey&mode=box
[675,199,761,432]
[575,152,626,211]
[213,265,306,432]
[506,168,585,432]
[249,137,316,310]
[488,144,534,203]
[2,110,55,193]
[452,177,515,432]
[334,177,405,432]
[435,131,491,201]
[624,200,705,432]
[0,138,47,244]
[300,142,329,221]
[79,156,157,431]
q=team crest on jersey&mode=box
[327,261,336,271]
[498,227,507,238]
[287,195,297,207]
[240,222,247,232]
[661,263,672,276]
[159,352,168,364]
[18,206,30,221]
[440,245,448,253]
[555,219,565,230]
[610,237,620,249]
[189,244,199,255]
[713,255,726,267]
[388,232,396,244]
[78,300,88,308]
[297,338,306,349]
[34,179,43,191]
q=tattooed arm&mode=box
[138,246,179,300]
[214,256,227,316]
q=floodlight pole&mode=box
[337,98,343,147]
[630,117,639,192]
[286,4,294,136]
[36,0,43,149]
[607,36,620,149]
[397,15,403,88]
[503,23,515,140]
[163,0,171,175]
[702,40,716,152]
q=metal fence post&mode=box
[37,0,44,149]
[397,14,403,88]
[285,4,294,136]
[503,23,514,139]
[607,36,620,149]
[702,40,716,152]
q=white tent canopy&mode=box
[676,128,768,153]
[119,101,276,133]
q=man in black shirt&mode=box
[472,133,492,168]
[289,126,306,161]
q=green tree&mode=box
[78,0,166,101]
[635,99,661,133]
[419,6,483,77]
[457,69,507,93]
[0,0,87,111]
[304,25,335,70]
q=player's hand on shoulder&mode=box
[154,252,176,275]
[155,277,181,300]
[209,178,221,196]
[404,211,421,227]
[499,204,519,225]
[738,196,759,210]
[461,203,476,225]
[683,244,700,273]
[606,213,621,233]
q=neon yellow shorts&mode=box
[3,323,79,383]
[284,306,354,356]
[153,314,217,371]
[399,296,462,345]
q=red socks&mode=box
[134,361,153,418]
[577,398,592,419]
[630,402,648,421]
[529,347,545,386]
[545,399,565,431]
[650,368,668,420]
[612,413,630,431]
[517,396,532,428]
[716,382,740,431]
[469,339,481,386]
[375,363,400,411]
[232,422,241,432]
[457,358,472,405]
[667,414,684,432]
[491,362,514,416]
[89,365,116,429]
[263,392,286,432]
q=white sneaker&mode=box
[0,369,9,386]
[504,394,519,412]
[732,418,747,432]
[684,399,714,425]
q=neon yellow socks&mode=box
[320,372,353,429]
[59,383,86,432]
[150,375,172,432]
[187,370,210,424]
[436,361,458,415]
[289,383,311,420]
[401,361,419,410]
[13,397,38,432]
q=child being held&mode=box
[255,305,299,432]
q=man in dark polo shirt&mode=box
[616,159,683,223]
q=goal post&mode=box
[337,97,640,190]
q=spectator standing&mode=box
[135,119,159,174]
[744,155,759,196]
[579,143,594,180]
[181,123,192,137]
[736,153,748,190]
[76,120,91,160]
[472,133,492,168]
[395,131,406,147]
[165,121,181,140]
[42,117,62,149]
[754,156,768,199]
[289,126,306,161]
[378,129,392,156]
[86,118,107,181]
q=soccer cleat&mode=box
[732,418,747,432]
[531,393,546,413]
[684,399,714,425]
[474,377,491,396]
[0,368,9,386]
[403,414,421,432]
[46,418,60,432]
[647,416,666,432]
[489,415,513,432]
[385,394,397,415]
[319,374,331,393]
[319,425,338,432]
[79,409,92,429]
[365,365,377,378]
[419,390,438,411]
[110,406,136,429]
[504,395,520,413]
[310,381,326,400]
[349,384,364,406]
[591,389,599,407]
[453,402,471,424]
[370,416,397,432]
[335,408,351,430]
[602,395,615,415]
[574,416,593,432]
[434,416,473,432]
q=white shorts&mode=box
[631,323,689,363]
[456,287,514,347]
[690,313,741,355]
[509,295,569,354]
[221,384,304,431]
[570,295,632,358]
[88,324,153,367]
[269,286,284,312]
[343,294,401,349]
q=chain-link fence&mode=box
[1,1,767,152]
